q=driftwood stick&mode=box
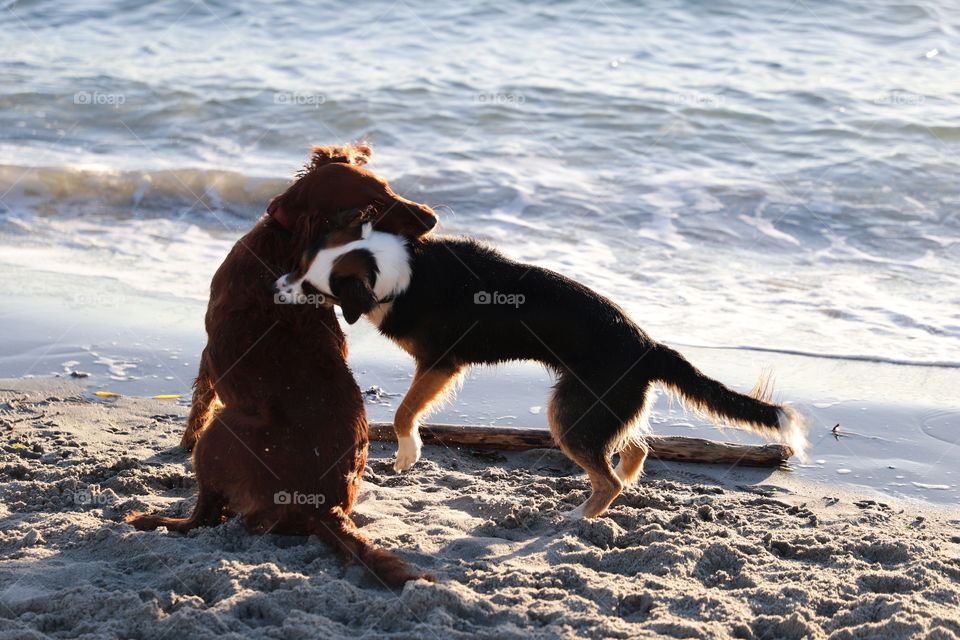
[368,422,793,467]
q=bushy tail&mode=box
[650,344,808,459]
[313,511,435,588]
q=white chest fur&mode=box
[299,224,412,323]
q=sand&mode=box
[0,377,957,640]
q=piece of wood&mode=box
[368,422,793,467]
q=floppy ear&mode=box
[329,249,379,324]
[330,275,377,324]
[372,202,438,238]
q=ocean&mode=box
[1,0,958,503]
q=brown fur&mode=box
[128,144,437,588]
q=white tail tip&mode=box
[776,407,810,462]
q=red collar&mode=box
[266,199,295,231]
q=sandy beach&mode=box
[1,377,957,639]
[3,1,960,637]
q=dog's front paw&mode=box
[393,434,422,472]
[273,274,303,304]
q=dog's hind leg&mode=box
[393,364,462,472]
[559,448,623,520]
[181,348,218,451]
[126,485,226,533]
[614,384,654,485]
[614,440,649,486]
[548,370,648,518]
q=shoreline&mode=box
[1,273,957,507]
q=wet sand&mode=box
[2,274,957,506]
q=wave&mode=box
[671,342,960,369]
[0,164,288,224]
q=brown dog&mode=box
[127,144,438,587]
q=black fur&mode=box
[329,248,380,324]
[378,236,790,455]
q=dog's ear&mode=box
[331,275,377,324]
[330,249,379,325]
[309,143,372,169]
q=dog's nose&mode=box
[414,203,438,232]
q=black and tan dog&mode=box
[275,218,808,519]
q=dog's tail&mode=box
[313,510,435,588]
[649,344,808,459]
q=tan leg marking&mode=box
[567,457,623,519]
[556,443,624,519]
[614,439,649,485]
[393,365,463,472]
[547,396,625,519]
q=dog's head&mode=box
[275,214,411,324]
[269,143,437,245]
